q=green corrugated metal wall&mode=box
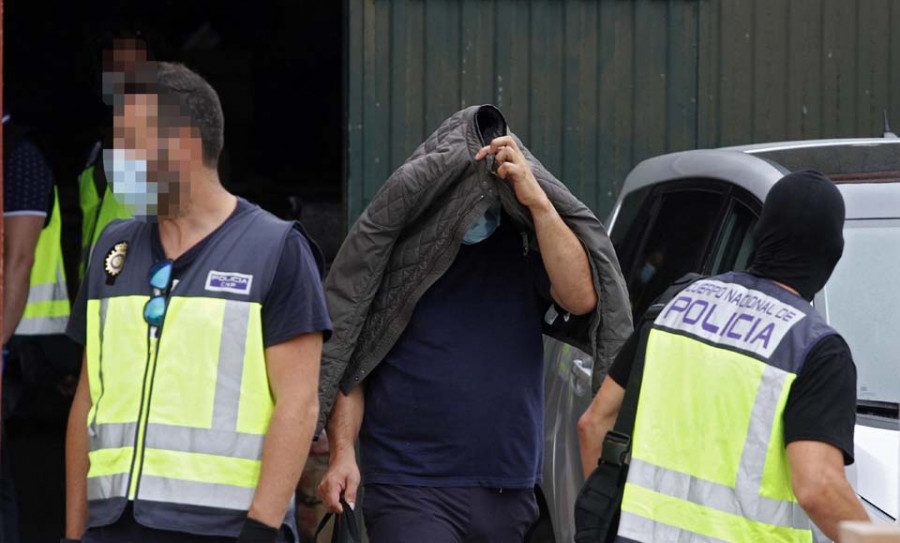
[346,0,900,224]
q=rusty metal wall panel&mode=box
[346,0,900,225]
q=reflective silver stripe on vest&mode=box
[625,459,810,529]
[138,475,256,511]
[621,364,811,537]
[89,422,138,452]
[144,423,265,460]
[211,300,251,431]
[736,365,789,497]
[87,473,130,500]
[90,422,265,461]
[89,298,111,435]
[24,277,68,304]
[16,268,68,336]
[13,316,68,335]
[617,512,730,543]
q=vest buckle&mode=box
[600,430,631,467]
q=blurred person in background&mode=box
[2,109,72,543]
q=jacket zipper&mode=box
[125,304,167,500]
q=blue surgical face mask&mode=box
[639,262,656,284]
[462,198,502,245]
[104,148,159,217]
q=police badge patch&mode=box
[104,242,129,283]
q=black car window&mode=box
[611,187,652,248]
[626,189,724,319]
[711,201,757,274]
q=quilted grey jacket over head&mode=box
[317,105,633,432]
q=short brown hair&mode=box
[123,62,225,167]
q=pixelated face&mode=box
[106,93,176,217]
[102,38,148,103]
[107,38,147,72]
[116,93,160,158]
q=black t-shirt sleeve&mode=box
[607,330,640,387]
[783,335,857,465]
[261,228,333,348]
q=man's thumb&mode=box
[343,479,359,510]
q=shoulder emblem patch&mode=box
[104,242,129,278]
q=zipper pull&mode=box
[545,305,559,326]
[521,232,529,256]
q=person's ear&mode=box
[185,126,206,165]
[164,126,200,165]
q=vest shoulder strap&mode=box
[93,218,143,248]
[614,273,707,437]
[84,140,102,169]
[82,140,108,197]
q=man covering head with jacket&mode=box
[578,170,869,542]
[318,106,631,542]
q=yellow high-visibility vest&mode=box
[15,187,70,335]
[77,159,132,280]
[617,272,837,543]
[82,205,299,538]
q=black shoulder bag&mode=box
[574,274,703,543]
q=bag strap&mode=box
[611,310,654,437]
[314,496,361,543]
[602,274,706,466]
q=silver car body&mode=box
[540,138,900,543]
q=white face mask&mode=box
[104,148,159,217]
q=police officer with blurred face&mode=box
[64,62,331,543]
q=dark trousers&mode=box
[363,485,539,543]
[0,424,19,543]
[0,379,20,543]
[82,504,292,543]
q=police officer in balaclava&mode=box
[577,170,868,542]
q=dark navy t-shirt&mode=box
[3,138,54,216]
[359,215,553,488]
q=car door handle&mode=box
[571,358,593,397]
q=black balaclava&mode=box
[747,170,845,301]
